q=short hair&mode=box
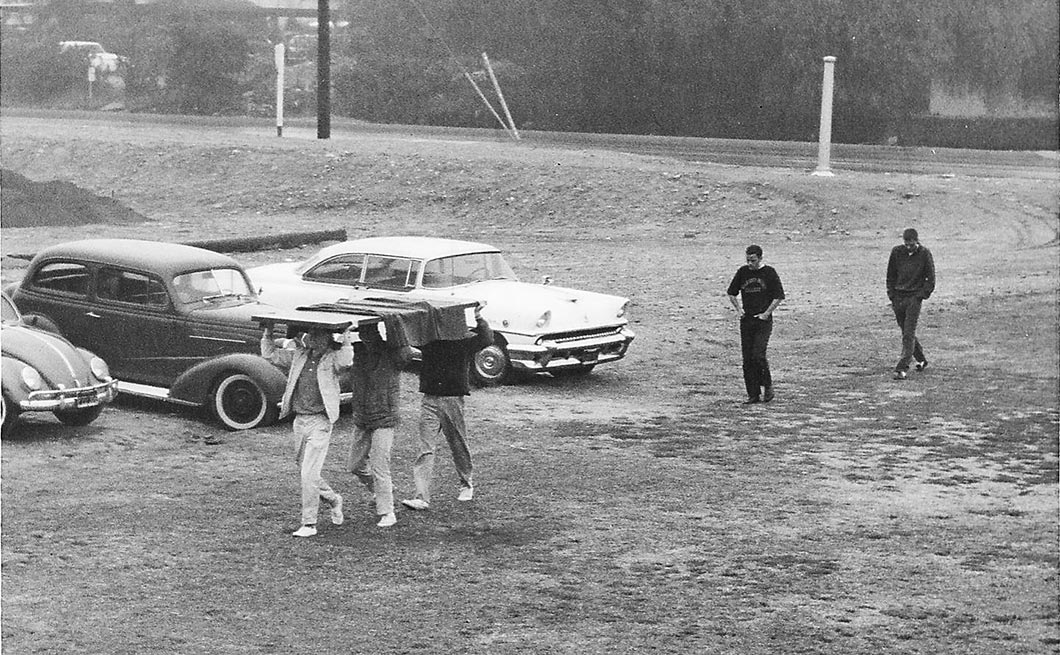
[745,245,763,257]
[902,228,919,241]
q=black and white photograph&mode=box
[1,1,1057,653]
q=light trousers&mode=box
[294,413,340,525]
[412,395,474,503]
[347,425,395,516]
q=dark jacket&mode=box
[887,245,936,300]
[418,317,494,396]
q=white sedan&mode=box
[247,236,635,385]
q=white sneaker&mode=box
[401,498,430,511]
[330,494,344,525]
[377,513,397,527]
[292,525,317,538]
[457,486,474,502]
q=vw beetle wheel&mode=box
[1,394,19,439]
[471,344,511,387]
[212,373,277,430]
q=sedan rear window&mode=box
[304,254,365,284]
[30,261,90,297]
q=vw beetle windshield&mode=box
[421,253,517,288]
[173,268,253,304]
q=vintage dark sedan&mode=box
[1,291,117,437]
[8,239,290,430]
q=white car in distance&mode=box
[247,236,635,385]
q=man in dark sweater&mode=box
[401,306,493,510]
[886,228,936,379]
[727,244,785,404]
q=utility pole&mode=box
[317,0,330,139]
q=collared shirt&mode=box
[291,351,326,415]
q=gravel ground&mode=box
[1,115,1058,655]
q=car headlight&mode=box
[21,366,44,391]
[536,310,551,328]
[618,301,630,319]
[90,357,111,381]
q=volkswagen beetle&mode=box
[1,291,117,437]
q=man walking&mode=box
[886,228,935,380]
[401,306,493,510]
[727,245,785,404]
[262,325,353,537]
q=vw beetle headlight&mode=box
[536,310,551,328]
[21,366,44,391]
[90,357,111,381]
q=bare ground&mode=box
[1,116,1058,655]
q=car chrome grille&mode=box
[545,326,625,344]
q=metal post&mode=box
[274,43,285,137]
[317,0,331,139]
[813,56,836,177]
[482,52,519,140]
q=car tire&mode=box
[1,394,19,438]
[54,405,105,427]
[471,343,511,387]
[211,373,278,431]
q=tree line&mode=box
[2,0,1056,145]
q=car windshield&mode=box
[172,268,254,304]
[421,252,517,288]
[1,294,20,324]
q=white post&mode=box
[813,55,836,177]
[87,65,95,100]
[274,43,285,137]
[482,52,519,140]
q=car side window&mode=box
[29,261,90,297]
[97,268,169,308]
[305,254,365,284]
[363,255,418,290]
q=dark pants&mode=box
[740,315,773,399]
[891,295,925,371]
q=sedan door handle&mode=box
[85,312,101,319]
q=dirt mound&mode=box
[0,169,148,228]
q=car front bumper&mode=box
[507,327,635,372]
[20,379,119,412]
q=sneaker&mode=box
[377,513,397,528]
[457,486,474,502]
[292,525,317,538]
[742,396,761,405]
[762,387,775,403]
[401,498,430,511]
[894,370,907,380]
[330,494,344,525]
[915,360,928,372]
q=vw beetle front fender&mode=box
[169,354,286,405]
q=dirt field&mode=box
[1,115,1058,655]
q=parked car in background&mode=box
[8,240,290,430]
[59,41,122,73]
[247,236,635,385]
[2,291,117,438]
